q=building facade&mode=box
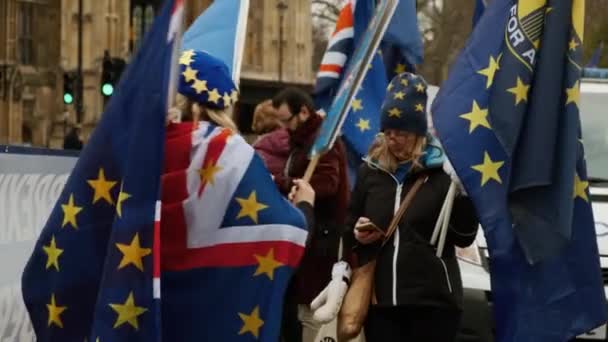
[0,0,313,147]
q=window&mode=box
[132,6,143,52]
[17,2,34,65]
[130,1,159,54]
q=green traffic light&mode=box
[63,93,74,104]
[102,83,114,96]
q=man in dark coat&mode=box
[272,87,350,342]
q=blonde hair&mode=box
[367,133,426,173]
[252,99,281,134]
[178,95,238,132]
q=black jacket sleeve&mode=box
[296,201,315,246]
[343,165,377,266]
[446,195,479,248]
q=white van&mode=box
[442,71,608,341]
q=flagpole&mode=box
[166,2,185,114]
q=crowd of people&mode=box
[169,49,480,342]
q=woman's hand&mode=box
[289,179,315,206]
[354,217,383,245]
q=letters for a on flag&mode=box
[20,0,181,340]
[432,0,607,340]
[160,121,308,341]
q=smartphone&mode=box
[356,221,385,235]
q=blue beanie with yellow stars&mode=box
[380,72,428,136]
[178,49,238,110]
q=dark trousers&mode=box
[280,286,302,342]
[364,305,462,341]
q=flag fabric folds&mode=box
[160,122,308,341]
[432,0,607,340]
[20,0,180,340]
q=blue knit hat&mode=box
[380,72,428,136]
[178,49,238,110]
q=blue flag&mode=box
[383,0,423,65]
[182,0,249,81]
[432,0,607,340]
[21,1,181,340]
[472,0,488,28]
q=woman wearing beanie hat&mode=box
[342,72,479,341]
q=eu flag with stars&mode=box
[432,0,607,340]
[21,0,180,340]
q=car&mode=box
[441,69,608,342]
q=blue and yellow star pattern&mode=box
[431,0,606,340]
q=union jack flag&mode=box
[160,121,308,341]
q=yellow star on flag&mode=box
[400,78,409,87]
[388,107,402,118]
[351,98,363,112]
[478,54,501,89]
[566,80,580,107]
[43,235,64,271]
[109,292,148,330]
[199,161,222,186]
[573,173,589,202]
[191,79,208,94]
[179,49,195,65]
[182,66,198,83]
[394,63,406,74]
[460,101,491,133]
[116,184,131,218]
[254,248,284,280]
[415,83,425,93]
[238,306,264,338]
[415,103,424,112]
[87,168,117,205]
[471,151,504,186]
[569,39,579,51]
[393,91,405,100]
[507,77,530,105]
[230,90,239,103]
[116,233,151,272]
[223,92,232,107]
[236,191,269,224]
[356,118,371,132]
[207,88,221,104]
[61,194,83,229]
[47,294,67,328]
[387,83,394,91]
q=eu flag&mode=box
[21,1,180,340]
[432,0,607,340]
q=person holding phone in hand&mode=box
[343,72,479,341]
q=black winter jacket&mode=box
[343,161,479,310]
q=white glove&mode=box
[310,261,351,324]
[443,158,467,196]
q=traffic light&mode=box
[101,51,126,98]
[63,72,76,105]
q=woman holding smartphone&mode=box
[343,72,479,341]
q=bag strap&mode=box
[381,176,428,247]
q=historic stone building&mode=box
[0,0,313,147]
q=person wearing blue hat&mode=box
[171,49,240,131]
[339,72,480,341]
